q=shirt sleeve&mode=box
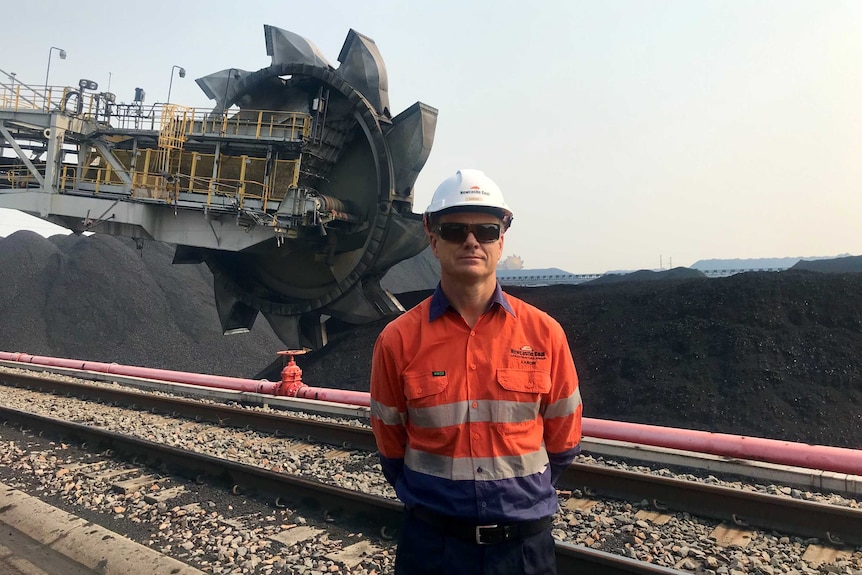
[542,319,583,484]
[370,327,409,488]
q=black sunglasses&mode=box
[433,222,502,243]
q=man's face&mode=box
[430,211,505,282]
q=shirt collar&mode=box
[429,281,516,322]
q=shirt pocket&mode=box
[493,369,550,438]
[403,372,449,405]
[496,369,552,395]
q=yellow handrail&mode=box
[2,82,312,141]
[2,80,310,218]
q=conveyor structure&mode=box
[0,27,438,350]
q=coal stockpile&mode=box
[302,269,862,449]
[2,231,861,448]
[0,231,282,377]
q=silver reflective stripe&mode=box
[405,447,549,481]
[495,400,541,423]
[370,400,406,426]
[542,388,582,420]
[409,399,541,428]
[410,401,470,428]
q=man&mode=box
[370,169,583,575]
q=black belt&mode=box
[408,506,553,545]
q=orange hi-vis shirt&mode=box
[370,284,582,523]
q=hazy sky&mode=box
[1,0,859,273]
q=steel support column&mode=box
[0,121,45,186]
[92,140,133,192]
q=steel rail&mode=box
[561,463,862,547]
[0,405,680,575]
[3,371,862,546]
[0,371,376,450]
[0,404,397,523]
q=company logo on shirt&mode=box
[510,345,546,359]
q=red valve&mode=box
[277,349,308,396]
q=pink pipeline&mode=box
[2,351,860,475]
[0,351,369,406]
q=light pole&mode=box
[44,46,67,99]
[166,65,185,103]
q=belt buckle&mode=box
[475,524,499,545]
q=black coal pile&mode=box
[2,231,861,448]
[302,269,862,449]
[0,231,282,377]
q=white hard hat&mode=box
[423,169,513,228]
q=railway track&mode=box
[0,367,860,573]
[0,401,676,574]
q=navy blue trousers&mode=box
[394,511,557,575]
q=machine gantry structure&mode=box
[0,27,438,350]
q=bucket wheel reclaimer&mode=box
[179,26,437,350]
